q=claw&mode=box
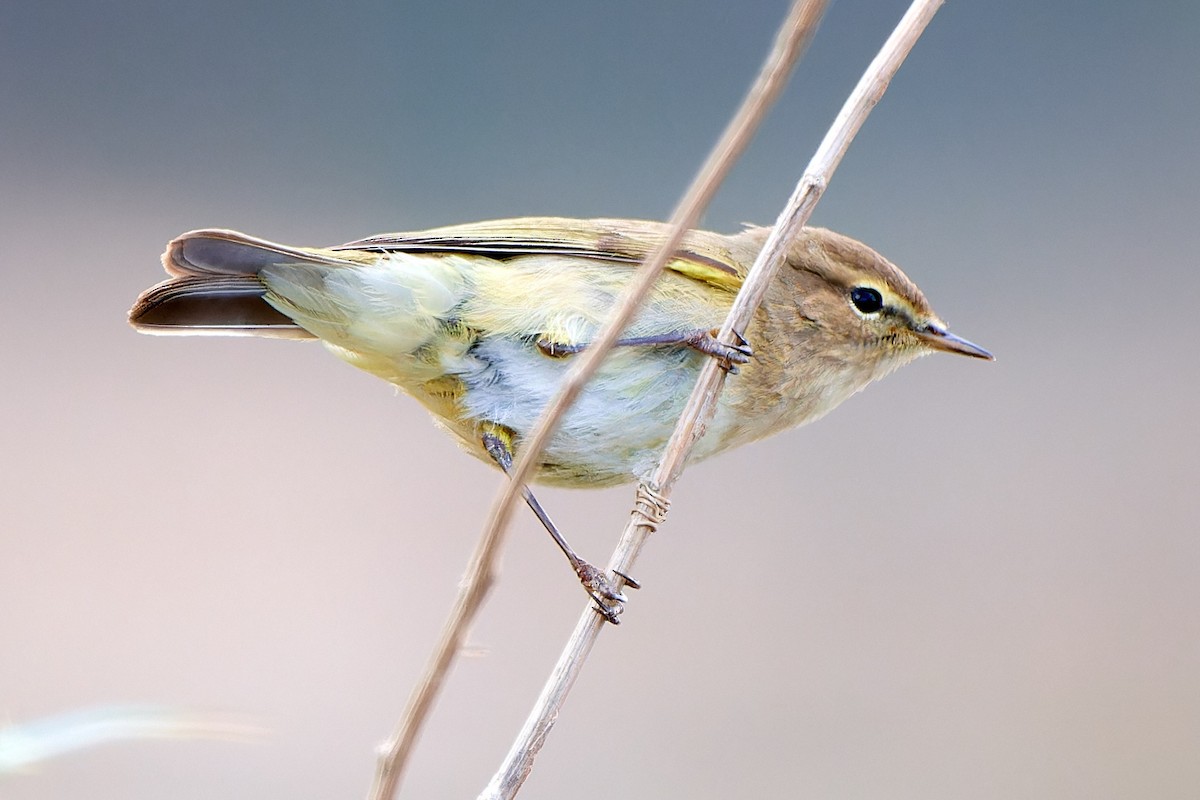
[613,569,641,591]
[727,330,754,362]
[592,599,623,625]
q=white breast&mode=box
[456,339,712,481]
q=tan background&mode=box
[2,1,1198,798]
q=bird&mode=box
[130,216,991,620]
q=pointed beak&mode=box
[914,323,994,360]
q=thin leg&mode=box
[537,328,753,372]
[481,428,634,624]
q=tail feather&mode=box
[129,275,316,338]
[130,229,349,338]
[163,228,358,278]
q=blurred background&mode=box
[2,1,1197,798]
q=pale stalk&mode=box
[481,1,947,797]
[367,2,828,798]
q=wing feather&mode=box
[336,217,746,292]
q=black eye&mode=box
[849,286,884,314]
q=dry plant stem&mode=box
[366,3,828,799]
[664,0,948,490]
[481,0,946,797]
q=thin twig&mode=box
[367,2,828,798]
[481,1,946,797]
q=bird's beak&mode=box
[914,323,994,360]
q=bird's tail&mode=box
[128,229,355,339]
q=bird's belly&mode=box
[455,338,709,486]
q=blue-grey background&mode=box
[2,1,1197,798]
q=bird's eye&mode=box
[849,286,884,314]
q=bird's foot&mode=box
[687,329,754,374]
[575,562,640,625]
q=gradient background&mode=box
[2,1,1198,798]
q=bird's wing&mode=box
[336,217,747,292]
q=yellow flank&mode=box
[663,257,743,291]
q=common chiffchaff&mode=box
[130,217,991,618]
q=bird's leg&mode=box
[481,426,637,624]
[537,328,753,373]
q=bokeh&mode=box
[2,1,1197,798]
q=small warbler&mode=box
[130,217,991,619]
